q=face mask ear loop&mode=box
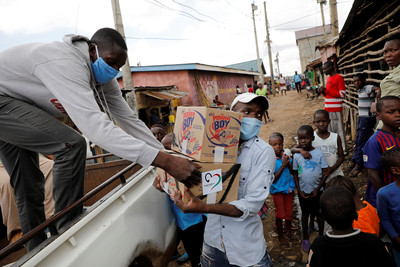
[100,85,114,122]
[92,82,114,122]
[94,44,100,60]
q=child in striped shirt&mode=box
[347,74,380,177]
[363,96,400,207]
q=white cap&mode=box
[230,93,269,111]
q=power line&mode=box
[271,8,327,28]
[223,0,251,18]
[172,0,218,22]
[270,0,351,29]
[126,36,187,40]
[144,0,206,22]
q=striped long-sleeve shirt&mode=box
[323,74,346,112]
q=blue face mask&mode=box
[240,117,262,140]
[91,45,119,84]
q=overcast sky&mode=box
[0,0,353,76]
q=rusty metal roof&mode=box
[140,90,188,101]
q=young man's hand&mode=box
[174,187,206,213]
[152,176,164,193]
[300,149,312,159]
[153,151,201,188]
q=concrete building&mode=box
[295,25,332,73]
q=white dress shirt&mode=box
[203,136,276,266]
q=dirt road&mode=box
[259,90,324,266]
[258,90,324,147]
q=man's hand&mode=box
[152,151,201,188]
[174,187,206,213]
[300,149,312,159]
[152,176,164,193]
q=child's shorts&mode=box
[272,192,294,220]
[299,191,322,216]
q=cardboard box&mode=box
[172,106,242,163]
[157,161,241,204]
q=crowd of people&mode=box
[0,24,399,267]
[148,32,400,266]
[242,70,316,100]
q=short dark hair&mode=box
[323,61,334,68]
[376,95,400,112]
[326,175,357,196]
[269,132,284,142]
[314,109,329,119]
[381,147,400,173]
[320,186,356,230]
[297,125,313,136]
[91,27,127,51]
[386,32,400,43]
[353,73,366,81]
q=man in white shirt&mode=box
[175,93,276,266]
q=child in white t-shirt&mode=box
[312,109,344,183]
[291,109,344,183]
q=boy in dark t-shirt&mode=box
[363,96,400,207]
[307,186,394,267]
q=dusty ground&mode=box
[169,90,368,266]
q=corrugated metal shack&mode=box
[336,0,400,139]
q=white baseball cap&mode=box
[230,93,269,111]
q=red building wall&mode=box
[118,70,254,107]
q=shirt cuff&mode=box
[230,200,250,220]
[136,145,160,168]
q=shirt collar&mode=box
[326,228,360,238]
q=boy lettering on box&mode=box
[175,93,276,267]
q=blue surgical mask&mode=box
[240,117,262,140]
[91,45,119,84]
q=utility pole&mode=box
[111,0,137,115]
[275,52,280,76]
[251,3,264,83]
[329,0,339,36]
[263,2,274,88]
[317,0,327,37]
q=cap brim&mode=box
[231,93,269,111]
